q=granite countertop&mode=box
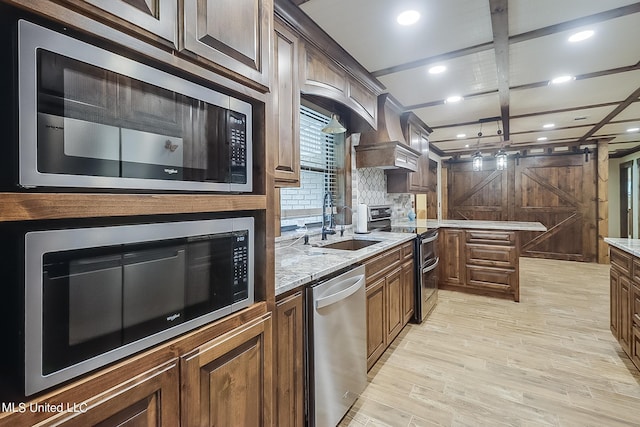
[275,230,415,296]
[394,219,547,232]
[604,237,640,257]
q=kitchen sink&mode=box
[319,239,381,251]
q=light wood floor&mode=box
[339,258,640,427]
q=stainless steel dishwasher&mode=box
[306,265,367,427]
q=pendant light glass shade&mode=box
[495,149,508,170]
[322,114,346,134]
[472,151,483,171]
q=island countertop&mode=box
[393,219,547,232]
[604,237,640,257]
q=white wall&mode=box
[608,153,640,239]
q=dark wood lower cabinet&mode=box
[28,360,180,427]
[275,291,304,427]
[439,228,520,301]
[365,277,386,370]
[180,314,273,427]
[365,241,415,370]
[609,246,640,373]
[385,267,404,344]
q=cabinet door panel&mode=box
[632,284,640,328]
[275,292,304,427]
[38,360,180,427]
[57,0,177,45]
[366,278,385,370]
[632,326,640,370]
[402,259,415,325]
[273,21,300,186]
[180,315,273,427]
[611,269,620,338]
[386,267,403,344]
[620,275,632,356]
[181,0,272,89]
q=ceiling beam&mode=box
[371,3,640,78]
[489,0,510,139]
[579,85,640,142]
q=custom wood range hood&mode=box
[355,93,421,172]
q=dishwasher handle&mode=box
[315,274,365,309]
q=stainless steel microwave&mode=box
[2,217,254,397]
[17,19,252,192]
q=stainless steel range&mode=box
[368,205,439,323]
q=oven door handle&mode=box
[421,232,439,244]
[422,257,440,274]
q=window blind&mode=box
[299,105,337,195]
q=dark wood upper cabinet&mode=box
[386,112,432,194]
[273,18,301,187]
[180,0,273,91]
[54,0,178,46]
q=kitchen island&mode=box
[395,219,547,302]
[603,238,640,372]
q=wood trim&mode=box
[597,139,609,264]
[273,0,384,95]
[0,193,267,222]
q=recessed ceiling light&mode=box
[457,133,466,138]
[550,75,576,85]
[465,144,470,148]
[568,30,594,43]
[627,127,640,133]
[445,95,463,103]
[543,123,555,129]
[537,137,548,141]
[397,10,420,26]
[428,65,446,74]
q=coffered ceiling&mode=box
[294,0,640,158]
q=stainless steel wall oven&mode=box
[0,217,254,397]
[6,17,252,192]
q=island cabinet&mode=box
[610,246,634,360]
[386,112,432,194]
[272,18,301,187]
[439,228,520,301]
[364,241,414,370]
[274,291,304,427]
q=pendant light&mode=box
[494,121,507,170]
[495,149,508,170]
[472,126,483,171]
[322,114,346,134]
[494,120,507,170]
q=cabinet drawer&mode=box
[466,230,515,245]
[466,265,516,292]
[365,246,402,283]
[466,243,516,268]
[610,246,632,275]
[401,241,415,261]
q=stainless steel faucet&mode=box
[321,191,336,240]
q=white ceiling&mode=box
[297,0,640,157]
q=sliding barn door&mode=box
[514,155,597,262]
[447,153,597,262]
[447,161,509,221]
